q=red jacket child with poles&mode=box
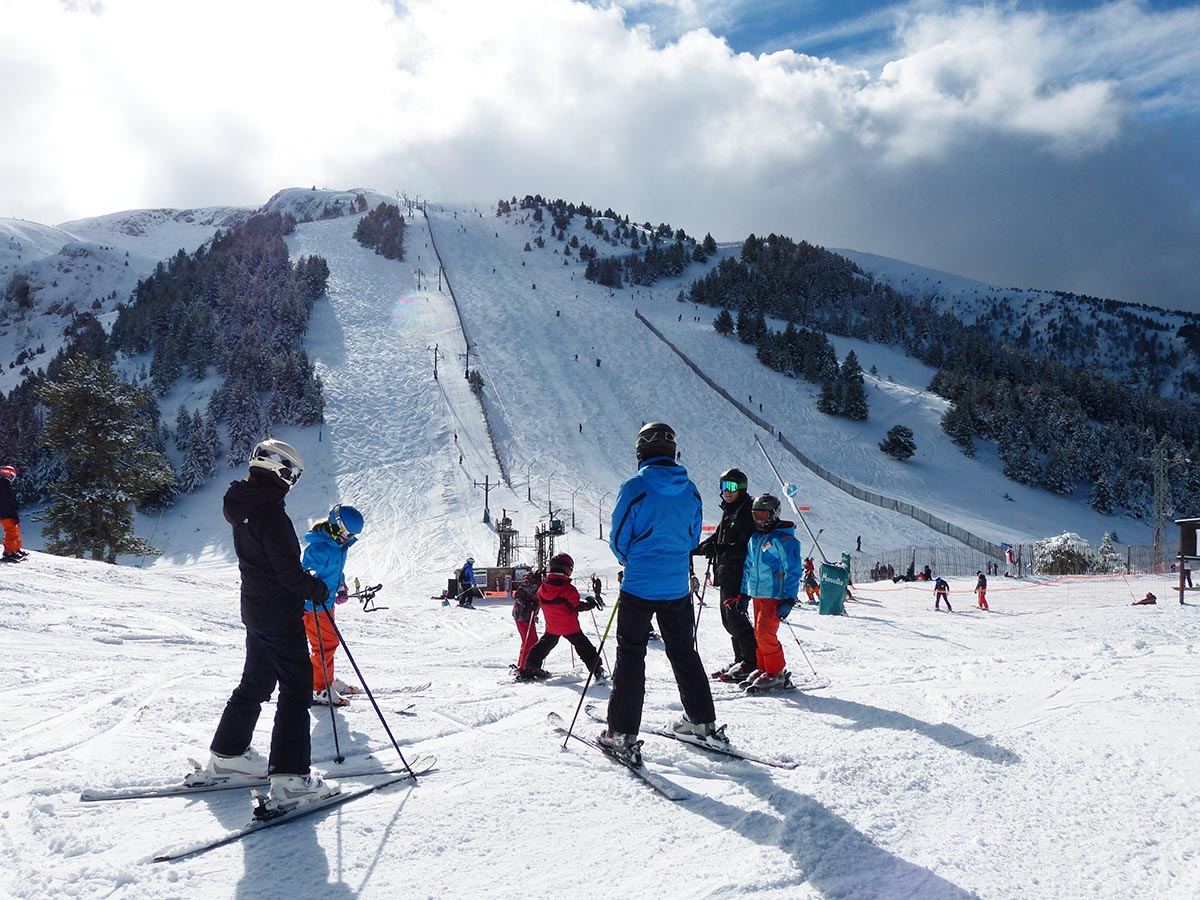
[517,554,603,680]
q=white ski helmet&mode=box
[249,438,304,488]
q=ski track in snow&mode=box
[1,202,1197,900]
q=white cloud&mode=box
[1,0,1198,310]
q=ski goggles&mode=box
[720,479,745,493]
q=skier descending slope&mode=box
[601,423,725,764]
[198,439,339,814]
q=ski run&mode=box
[0,196,1196,900]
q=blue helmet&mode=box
[329,504,364,544]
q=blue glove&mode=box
[777,601,794,620]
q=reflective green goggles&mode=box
[720,480,745,493]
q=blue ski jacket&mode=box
[609,457,703,601]
[741,521,801,601]
[302,525,356,613]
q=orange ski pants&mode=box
[1,519,20,555]
[303,608,341,692]
[752,597,786,675]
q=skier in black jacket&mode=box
[0,464,25,562]
[692,468,757,681]
[201,439,338,811]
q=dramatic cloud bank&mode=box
[2,0,1197,310]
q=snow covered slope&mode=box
[2,196,1197,900]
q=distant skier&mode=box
[975,570,989,610]
[201,439,337,811]
[0,465,26,563]
[518,554,602,680]
[692,468,757,683]
[739,494,801,692]
[511,569,542,672]
[458,556,481,607]
[803,565,821,605]
[934,576,952,611]
[302,504,365,706]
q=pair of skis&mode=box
[82,753,436,862]
[549,704,799,799]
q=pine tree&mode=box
[839,350,869,420]
[817,379,840,415]
[36,357,174,562]
[735,309,755,344]
[174,405,192,451]
[879,425,916,460]
[713,309,734,335]
[942,402,976,457]
[1090,474,1116,514]
[225,376,264,467]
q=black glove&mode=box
[724,594,750,615]
[309,578,330,606]
[577,599,596,611]
[777,601,794,620]
[722,594,741,609]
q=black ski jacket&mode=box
[0,477,17,521]
[223,470,326,628]
[693,492,755,590]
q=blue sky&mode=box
[2,0,1198,312]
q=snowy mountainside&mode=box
[0,206,245,396]
[0,188,393,396]
[3,195,1198,900]
[835,247,1200,400]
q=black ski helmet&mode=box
[719,468,748,493]
[549,552,574,574]
[636,421,676,462]
[751,493,781,531]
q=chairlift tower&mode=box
[533,510,566,571]
[496,510,519,567]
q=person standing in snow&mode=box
[511,569,543,672]
[458,556,481,607]
[0,465,26,563]
[601,423,720,762]
[738,494,801,691]
[302,504,365,706]
[519,553,603,680]
[975,570,989,610]
[934,575,952,611]
[802,558,820,604]
[200,439,337,810]
[691,467,756,682]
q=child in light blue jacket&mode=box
[303,504,364,706]
[740,494,800,691]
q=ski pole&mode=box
[322,613,418,780]
[754,433,829,563]
[588,609,610,671]
[310,604,345,763]
[782,618,820,679]
[691,559,711,650]
[563,593,620,747]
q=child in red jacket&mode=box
[517,554,603,680]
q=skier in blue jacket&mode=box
[739,494,801,691]
[600,422,722,763]
[302,504,365,706]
